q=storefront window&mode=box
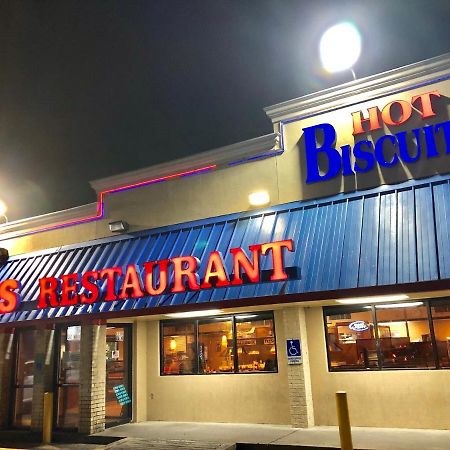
[325,300,447,371]
[105,325,132,427]
[431,301,450,368]
[161,311,277,375]
[326,308,378,369]
[236,314,277,372]
[13,329,36,428]
[56,325,81,429]
[162,322,196,375]
[375,303,433,369]
[198,318,234,373]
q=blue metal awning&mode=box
[1,174,450,324]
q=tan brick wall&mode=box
[283,307,314,428]
[31,327,55,431]
[79,323,106,434]
[0,329,14,428]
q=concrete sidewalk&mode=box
[94,421,450,449]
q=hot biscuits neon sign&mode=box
[0,239,294,315]
[303,90,449,183]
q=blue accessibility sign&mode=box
[286,339,302,364]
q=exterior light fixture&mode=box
[108,220,129,233]
[169,337,177,351]
[319,22,361,76]
[166,309,223,319]
[336,294,409,305]
[248,191,270,207]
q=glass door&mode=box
[56,325,81,430]
[12,328,36,428]
[105,325,132,427]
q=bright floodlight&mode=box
[319,22,361,73]
[0,199,7,217]
[248,191,270,206]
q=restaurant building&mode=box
[1,53,450,434]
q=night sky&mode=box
[1,0,450,221]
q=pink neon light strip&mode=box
[4,165,217,238]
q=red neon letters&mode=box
[0,279,21,314]
[351,90,441,135]
[36,239,294,309]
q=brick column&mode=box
[31,326,55,431]
[282,307,314,428]
[79,322,106,434]
[0,328,14,428]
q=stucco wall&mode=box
[307,307,450,429]
[133,320,148,422]
[142,310,291,425]
[104,157,280,238]
[3,220,99,257]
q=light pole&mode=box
[319,22,362,80]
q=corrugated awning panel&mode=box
[2,175,450,323]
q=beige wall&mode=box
[307,307,450,429]
[2,220,99,257]
[139,310,291,425]
[133,320,148,422]
[104,157,280,237]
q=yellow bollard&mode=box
[43,392,53,444]
[335,391,353,450]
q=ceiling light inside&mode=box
[374,302,423,309]
[336,294,410,305]
[166,309,224,319]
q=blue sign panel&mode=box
[286,339,302,365]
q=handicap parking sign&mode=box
[286,339,302,365]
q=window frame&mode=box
[160,320,198,376]
[197,315,235,374]
[323,304,380,372]
[54,323,82,431]
[160,311,278,376]
[9,327,37,429]
[323,299,450,372]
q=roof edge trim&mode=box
[90,133,279,194]
[0,203,98,237]
[264,53,450,123]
